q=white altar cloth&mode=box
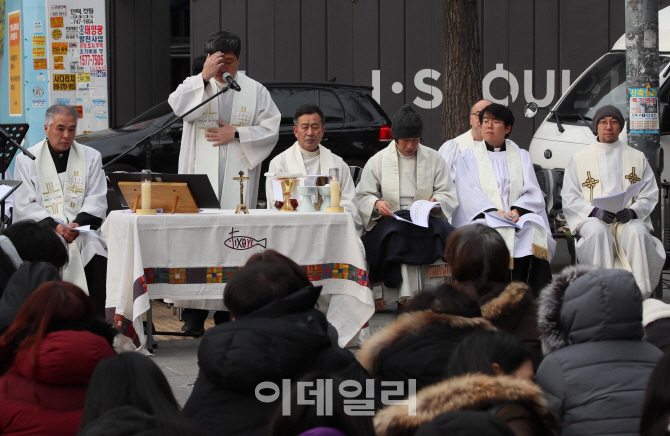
[102,209,373,348]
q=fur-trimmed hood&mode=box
[358,310,495,376]
[537,265,644,355]
[480,282,531,323]
[374,373,549,436]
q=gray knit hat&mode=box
[593,105,624,131]
[391,104,423,139]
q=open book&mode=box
[591,181,643,213]
[390,199,440,228]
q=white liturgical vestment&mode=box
[169,72,280,209]
[438,129,476,182]
[453,140,556,263]
[356,142,458,302]
[562,140,665,297]
[356,141,458,231]
[266,142,363,236]
[13,139,108,292]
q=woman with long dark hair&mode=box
[79,353,200,436]
[0,281,116,435]
[444,224,542,368]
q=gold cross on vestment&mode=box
[233,170,250,205]
[42,182,62,214]
[625,167,641,184]
[582,171,599,202]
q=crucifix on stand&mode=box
[233,170,250,214]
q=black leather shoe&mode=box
[181,319,205,337]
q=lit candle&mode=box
[330,181,340,208]
[141,178,151,210]
[141,169,152,210]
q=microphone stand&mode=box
[103,83,232,171]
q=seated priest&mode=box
[266,103,363,235]
[438,98,491,182]
[453,103,555,293]
[356,104,458,305]
[13,104,108,315]
[562,105,665,298]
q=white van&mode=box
[526,6,670,231]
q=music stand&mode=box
[0,124,32,227]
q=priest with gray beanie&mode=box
[561,103,665,298]
[356,104,458,307]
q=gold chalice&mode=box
[279,178,297,212]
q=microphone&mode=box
[223,72,241,91]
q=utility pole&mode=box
[625,0,662,297]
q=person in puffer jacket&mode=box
[535,266,663,436]
[0,281,116,436]
[182,250,375,436]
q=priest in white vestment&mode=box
[357,104,458,304]
[266,103,363,236]
[13,104,108,314]
[453,103,555,292]
[169,30,280,210]
[562,105,665,297]
[169,30,281,335]
[438,99,491,181]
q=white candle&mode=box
[330,181,340,208]
[141,181,151,210]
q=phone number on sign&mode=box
[80,54,104,66]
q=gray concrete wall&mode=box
[182,1,667,149]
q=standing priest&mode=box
[356,104,458,304]
[453,103,555,293]
[169,30,280,209]
[562,105,664,298]
[13,104,108,315]
[266,103,363,235]
[169,30,280,335]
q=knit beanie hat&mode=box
[593,105,624,131]
[392,104,423,139]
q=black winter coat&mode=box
[357,309,495,392]
[182,286,375,436]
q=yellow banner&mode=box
[9,11,21,116]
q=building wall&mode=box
[107,0,170,127]
[182,0,669,149]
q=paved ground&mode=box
[151,238,665,406]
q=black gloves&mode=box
[616,208,637,224]
[591,207,615,224]
[591,207,637,224]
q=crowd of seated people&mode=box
[0,215,668,436]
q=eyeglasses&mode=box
[597,119,620,127]
[481,118,504,127]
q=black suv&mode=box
[76,82,392,202]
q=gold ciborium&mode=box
[279,178,298,212]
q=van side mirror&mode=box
[523,102,539,119]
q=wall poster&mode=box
[46,0,108,134]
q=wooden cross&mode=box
[625,167,641,184]
[233,170,250,214]
[582,171,599,202]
